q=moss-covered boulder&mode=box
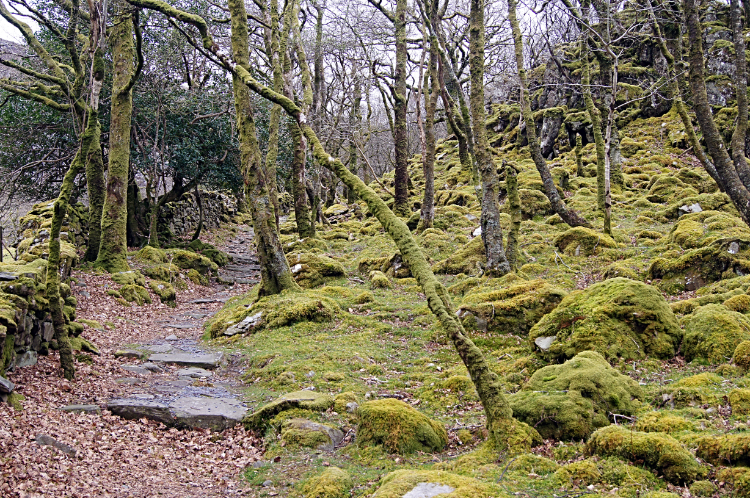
[207,289,340,337]
[647,175,698,203]
[735,340,750,369]
[280,418,343,452]
[111,270,146,287]
[288,253,345,288]
[301,467,352,498]
[682,304,750,364]
[243,391,334,430]
[457,279,566,335]
[697,433,750,466]
[554,227,617,257]
[635,411,696,433]
[509,351,642,440]
[167,249,219,275]
[730,389,750,415]
[371,470,502,497]
[660,372,725,407]
[434,237,484,275]
[528,278,682,361]
[716,467,750,498]
[553,456,663,493]
[357,398,447,454]
[369,270,392,289]
[118,284,152,306]
[587,425,706,484]
[148,280,176,307]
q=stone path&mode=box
[219,225,262,285]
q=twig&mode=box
[554,251,578,273]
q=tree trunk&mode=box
[392,0,410,216]
[419,9,438,231]
[505,161,521,271]
[84,112,105,261]
[730,0,750,187]
[291,120,314,238]
[263,0,284,227]
[509,0,590,228]
[684,0,750,224]
[347,63,362,203]
[228,0,298,295]
[470,0,510,275]
[97,11,135,272]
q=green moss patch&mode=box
[301,467,352,498]
[682,304,750,364]
[288,253,346,288]
[554,227,618,256]
[243,391,334,430]
[371,470,503,497]
[357,398,447,454]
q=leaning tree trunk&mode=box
[509,0,590,228]
[97,11,136,272]
[469,0,510,275]
[228,0,298,295]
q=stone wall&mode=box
[158,190,237,239]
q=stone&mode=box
[281,418,344,452]
[165,334,178,341]
[729,241,740,254]
[0,376,14,393]
[169,396,247,431]
[0,272,17,281]
[59,404,101,414]
[176,367,213,378]
[161,322,196,330]
[534,335,556,351]
[42,322,54,341]
[403,483,456,498]
[262,480,273,487]
[13,351,37,368]
[244,390,335,429]
[141,362,164,373]
[144,344,174,353]
[149,352,223,369]
[35,434,77,457]
[346,402,359,413]
[114,349,145,359]
[115,377,144,385]
[120,365,151,376]
[190,296,230,304]
[107,398,174,426]
[472,227,482,237]
[224,311,263,336]
[678,202,702,216]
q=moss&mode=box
[148,280,176,306]
[509,351,642,440]
[301,467,352,498]
[357,398,447,454]
[636,411,696,433]
[354,291,374,304]
[529,278,683,361]
[141,263,181,283]
[515,188,552,219]
[553,456,662,494]
[118,284,152,306]
[187,269,208,285]
[735,340,750,369]
[602,263,640,280]
[457,280,566,335]
[682,304,750,364]
[553,227,618,256]
[660,373,724,407]
[288,253,346,288]
[369,271,392,289]
[587,425,707,484]
[716,467,750,497]
[619,137,645,158]
[7,392,25,411]
[111,270,146,287]
[243,391,334,430]
[167,249,218,275]
[333,392,357,413]
[505,453,559,475]
[280,418,338,450]
[434,237,485,275]
[357,256,390,275]
[728,294,750,313]
[371,470,502,497]
[730,389,750,415]
[697,433,750,466]
[68,336,99,354]
[689,480,717,497]
[284,237,329,254]
[647,176,698,204]
[79,319,102,330]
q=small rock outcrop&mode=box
[681,304,750,364]
[356,398,447,454]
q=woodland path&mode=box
[0,225,266,498]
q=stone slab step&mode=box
[149,352,223,369]
[106,396,247,431]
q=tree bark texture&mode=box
[505,162,521,271]
[392,0,410,216]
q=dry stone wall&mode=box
[158,190,237,239]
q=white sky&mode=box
[0,5,38,44]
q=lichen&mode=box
[357,398,448,454]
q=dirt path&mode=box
[0,229,264,498]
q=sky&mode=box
[0,6,38,43]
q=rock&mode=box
[357,399,447,454]
[403,483,456,498]
[169,396,247,431]
[42,322,54,341]
[224,311,262,336]
[161,322,196,330]
[509,351,642,440]
[529,278,682,362]
[149,352,223,369]
[346,402,359,413]
[141,362,164,373]
[472,227,482,237]
[35,434,77,457]
[120,365,151,375]
[145,344,175,353]
[107,398,174,425]
[114,349,145,359]
[682,304,750,364]
[0,272,17,281]
[554,227,618,256]
[281,418,344,451]
[165,334,178,341]
[729,241,741,254]
[534,335,556,351]
[301,467,352,497]
[115,377,144,385]
[0,376,14,393]
[244,390,334,429]
[59,404,101,414]
[262,480,273,487]
[12,351,37,368]
[176,367,213,378]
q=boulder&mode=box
[301,467,352,498]
[371,470,501,497]
[243,391,334,430]
[553,227,618,256]
[682,304,750,364]
[357,398,447,454]
[280,418,344,451]
[529,278,682,361]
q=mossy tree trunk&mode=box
[574,134,584,176]
[469,0,510,276]
[124,0,536,452]
[509,0,590,228]
[505,161,521,271]
[262,0,284,228]
[684,0,750,225]
[291,120,314,238]
[392,0,409,216]
[228,0,299,296]
[419,3,439,231]
[84,102,105,261]
[347,61,362,203]
[729,0,750,188]
[97,9,141,272]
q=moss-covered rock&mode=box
[301,467,352,498]
[457,280,566,335]
[586,425,707,484]
[167,249,218,275]
[689,480,718,497]
[553,456,663,493]
[660,372,725,407]
[111,270,146,287]
[509,351,642,440]
[528,278,682,361]
[118,284,152,306]
[635,411,696,433]
[357,398,447,454]
[697,433,750,466]
[369,270,392,289]
[280,418,343,451]
[726,294,750,313]
[148,280,176,307]
[730,389,750,415]
[288,253,346,288]
[647,175,698,203]
[716,467,750,498]
[434,237,484,275]
[554,227,617,257]
[371,470,502,497]
[682,304,750,364]
[735,340,750,369]
[243,391,334,430]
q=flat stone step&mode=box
[149,352,223,369]
[161,322,197,330]
[107,396,247,431]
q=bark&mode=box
[574,134,584,177]
[96,10,137,272]
[291,120,314,238]
[347,62,362,203]
[509,0,590,228]
[730,0,750,188]
[684,0,750,224]
[392,0,410,216]
[419,6,438,231]
[228,0,298,295]
[263,0,283,227]
[83,106,105,261]
[505,162,521,271]
[469,0,510,276]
